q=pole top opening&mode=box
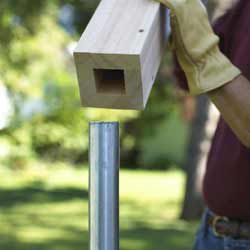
[89,121,119,126]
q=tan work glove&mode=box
[154,0,241,95]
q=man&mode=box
[153,0,250,249]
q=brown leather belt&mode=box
[208,213,250,239]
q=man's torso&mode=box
[203,0,250,220]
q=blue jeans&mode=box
[194,209,250,250]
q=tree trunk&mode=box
[180,96,210,220]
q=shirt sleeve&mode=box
[213,0,250,81]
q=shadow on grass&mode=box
[0,223,195,250]
[0,183,196,250]
[0,232,88,250]
[0,186,88,208]
[121,222,196,250]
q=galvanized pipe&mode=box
[89,122,119,250]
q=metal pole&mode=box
[89,122,119,250]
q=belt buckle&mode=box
[212,216,229,237]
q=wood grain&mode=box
[74,0,170,110]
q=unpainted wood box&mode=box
[74,0,170,110]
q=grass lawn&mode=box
[0,162,198,250]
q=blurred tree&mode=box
[180,96,210,220]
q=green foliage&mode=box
[139,109,190,168]
[60,0,100,34]
[0,0,48,46]
[0,126,33,170]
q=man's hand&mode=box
[154,0,241,95]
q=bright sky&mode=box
[0,84,13,130]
